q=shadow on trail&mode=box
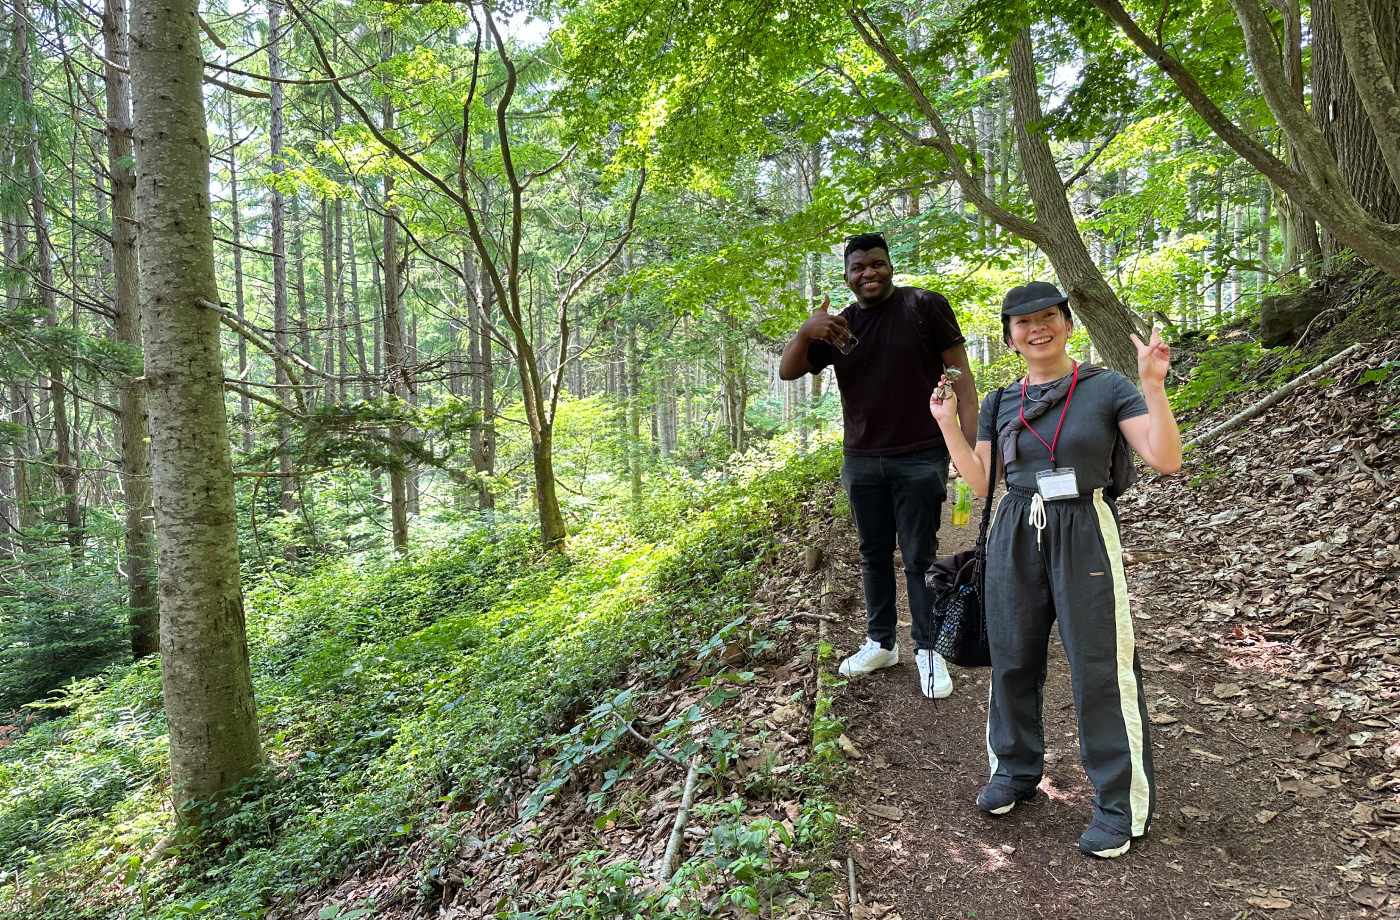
[824,498,1376,920]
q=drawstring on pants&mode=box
[1028,493,1046,549]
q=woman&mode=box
[929,281,1181,858]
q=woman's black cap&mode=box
[1002,281,1069,316]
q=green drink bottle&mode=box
[951,479,972,526]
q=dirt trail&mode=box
[291,345,1399,919]
[822,496,1391,920]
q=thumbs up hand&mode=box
[802,295,853,349]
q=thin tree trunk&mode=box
[225,93,253,454]
[1214,199,1226,317]
[0,388,16,559]
[381,28,408,552]
[268,0,298,555]
[293,199,311,362]
[627,323,642,505]
[1005,28,1142,375]
[14,0,82,555]
[370,220,383,380]
[1258,182,1273,287]
[105,0,156,657]
[406,309,420,518]
[2,189,32,547]
[321,198,337,404]
[469,249,495,510]
[344,205,361,400]
[130,0,262,804]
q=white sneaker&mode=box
[838,638,898,677]
[916,649,953,699]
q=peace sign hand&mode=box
[1129,327,1170,387]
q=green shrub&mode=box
[0,430,843,920]
[0,534,132,711]
[1170,341,1263,416]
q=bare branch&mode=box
[206,74,270,99]
[846,9,1045,245]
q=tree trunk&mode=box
[225,93,253,454]
[0,388,17,560]
[1213,199,1226,317]
[1006,28,1142,376]
[1311,0,1400,264]
[719,305,747,453]
[381,29,409,553]
[1258,181,1273,287]
[105,0,157,657]
[978,69,997,238]
[269,0,298,554]
[2,200,31,550]
[468,248,495,510]
[293,199,311,363]
[370,221,383,381]
[682,316,694,433]
[8,384,36,537]
[320,199,336,404]
[406,310,420,518]
[14,0,83,555]
[627,322,642,506]
[130,0,262,805]
[620,249,642,504]
[1279,0,1324,277]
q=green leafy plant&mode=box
[0,430,844,920]
[1170,341,1264,417]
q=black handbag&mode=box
[924,387,1004,668]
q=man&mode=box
[779,232,977,698]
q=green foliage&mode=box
[508,795,828,918]
[1169,341,1263,416]
[0,531,132,711]
[0,431,841,920]
[1361,361,1400,387]
[809,687,845,764]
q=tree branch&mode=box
[1064,124,1123,190]
[846,8,1045,245]
[1089,0,1400,278]
[1183,343,1363,448]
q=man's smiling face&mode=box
[844,247,894,306]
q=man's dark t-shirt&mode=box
[808,286,965,457]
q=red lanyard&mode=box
[1019,361,1078,465]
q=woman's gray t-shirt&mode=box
[977,370,1147,491]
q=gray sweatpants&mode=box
[983,486,1155,837]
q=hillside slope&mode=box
[819,337,1400,919]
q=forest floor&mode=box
[819,340,1400,920]
[296,342,1399,920]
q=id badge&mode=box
[1036,467,1079,501]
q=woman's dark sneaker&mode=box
[1078,819,1132,858]
[975,783,1037,815]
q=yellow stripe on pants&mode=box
[1091,489,1150,835]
